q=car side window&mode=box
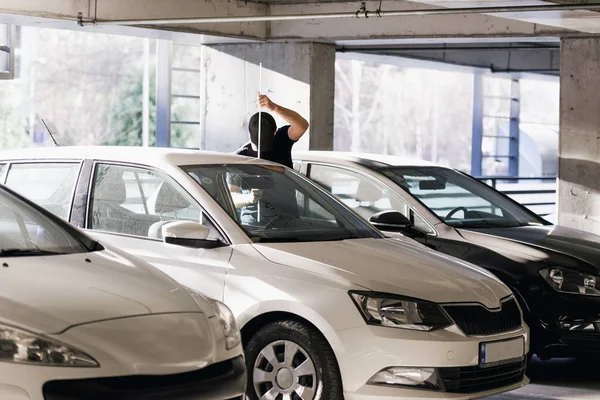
[0,164,6,182]
[89,164,222,240]
[4,163,81,221]
[308,164,433,234]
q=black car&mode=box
[294,151,600,359]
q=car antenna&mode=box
[41,119,60,147]
[258,62,263,160]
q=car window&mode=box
[184,164,382,243]
[0,188,93,256]
[89,164,213,240]
[308,164,433,234]
[4,163,81,221]
[380,167,546,228]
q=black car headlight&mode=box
[349,291,451,331]
[540,267,600,296]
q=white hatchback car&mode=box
[0,183,245,400]
[0,147,529,400]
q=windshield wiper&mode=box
[253,237,303,243]
[0,248,64,257]
[457,220,524,229]
[255,236,353,243]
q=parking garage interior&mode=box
[0,1,600,399]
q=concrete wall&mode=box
[558,38,600,232]
[201,42,335,152]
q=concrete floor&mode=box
[487,357,600,400]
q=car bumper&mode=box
[328,323,530,399]
[345,377,529,400]
[528,291,600,357]
[42,356,246,400]
[0,313,246,400]
[0,356,245,400]
[535,318,600,357]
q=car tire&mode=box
[245,320,343,400]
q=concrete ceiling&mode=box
[241,0,600,34]
[0,0,599,43]
[0,0,582,77]
[406,1,600,33]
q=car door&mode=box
[84,162,231,302]
[306,163,435,240]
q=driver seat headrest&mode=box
[94,170,127,205]
[356,180,382,204]
[154,182,190,214]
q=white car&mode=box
[0,183,245,400]
[0,147,529,400]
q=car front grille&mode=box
[443,297,522,336]
[438,358,526,393]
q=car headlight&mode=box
[540,267,600,296]
[0,324,98,367]
[349,291,451,331]
[208,300,241,350]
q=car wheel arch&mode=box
[241,311,323,346]
[238,309,346,377]
[486,269,533,317]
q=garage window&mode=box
[4,163,81,221]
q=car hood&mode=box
[0,247,201,335]
[460,225,600,273]
[254,238,510,309]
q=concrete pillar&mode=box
[200,42,335,152]
[558,38,600,233]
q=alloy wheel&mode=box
[253,340,317,400]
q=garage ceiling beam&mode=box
[0,0,267,41]
[0,0,592,41]
[88,3,600,26]
[268,1,576,41]
[408,0,600,34]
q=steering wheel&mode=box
[264,215,292,230]
[444,206,468,221]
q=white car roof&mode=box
[0,146,270,167]
[292,151,447,169]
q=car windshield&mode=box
[379,167,548,229]
[0,187,95,256]
[184,164,382,243]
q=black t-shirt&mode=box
[235,125,296,168]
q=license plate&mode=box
[479,337,524,366]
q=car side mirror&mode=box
[162,221,226,249]
[369,211,412,231]
[369,211,427,239]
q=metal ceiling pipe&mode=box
[337,45,560,53]
[89,3,600,26]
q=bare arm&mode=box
[258,93,309,141]
[229,185,261,209]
